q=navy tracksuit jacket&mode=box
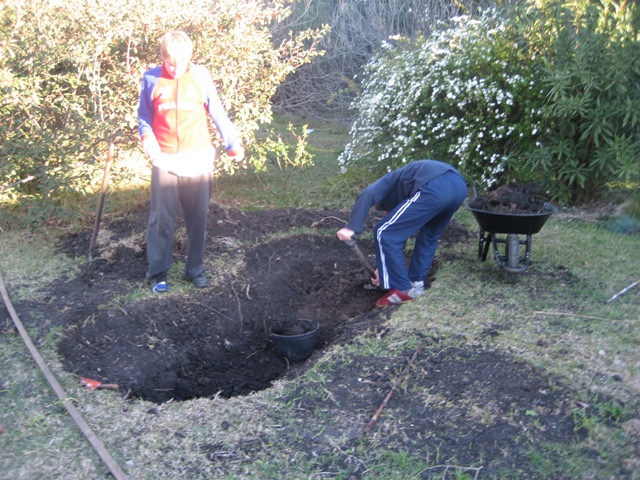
[345,160,467,291]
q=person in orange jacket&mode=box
[138,31,244,293]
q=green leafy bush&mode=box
[339,7,547,188]
[0,0,326,215]
[250,123,313,173]
[340,1,640,203]
[519,0,640,204]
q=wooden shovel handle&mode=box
[344,238,376,277]
[96,383,119,391]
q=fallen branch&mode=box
[0,165,64,192]
[607,280,640,303]
[531,311,613,321]
[0,174,37,192]
[310,216,347,228]
[362,337,429,435]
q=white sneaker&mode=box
[408,281,424,298]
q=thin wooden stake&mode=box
[88,141,114,262]
[363,338,429,435]
[0,270,128,479]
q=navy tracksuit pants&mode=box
[374,170,467,291]
[146,167,212,280]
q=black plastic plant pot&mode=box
[271,319,319,362]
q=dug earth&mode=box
[47,204,459,403]
[11,187,598,477]
[25,184,548,402]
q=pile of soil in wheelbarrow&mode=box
[469,183,551,214]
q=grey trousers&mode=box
[146,167,213,280]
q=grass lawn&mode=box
[1,114,639,479]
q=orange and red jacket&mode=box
[137,63,240,154]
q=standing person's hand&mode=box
[228,146,245,162]
[142,137,161,163]
[336,227,355,242]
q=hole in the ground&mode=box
[52,207,468,404]
[57,235,390,403]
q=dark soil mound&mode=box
[469,183,551,214]
[19,204,467,403]
[282,342,585,478]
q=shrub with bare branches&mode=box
[271,0,495,121]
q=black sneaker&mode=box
[188,273,209,289]
[150,274,168,293]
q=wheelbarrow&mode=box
[464,197,557,283]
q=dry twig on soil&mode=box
[362,337,429,434]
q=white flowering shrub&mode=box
[339,8,547,188]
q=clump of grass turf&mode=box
[605,215,640,236]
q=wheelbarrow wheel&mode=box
[505,234,520,284]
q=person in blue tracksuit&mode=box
[337,160,467,307]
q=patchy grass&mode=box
[1,116,639,479]
[216,113,354,210]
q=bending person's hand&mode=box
[371,268,380,286]
[336,227,355,242]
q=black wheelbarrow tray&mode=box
[464,198,558,282]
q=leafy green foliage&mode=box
[622,189,640,219]
[520,0,640,203]
[251,123,314,173]
[0,0,327,215]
